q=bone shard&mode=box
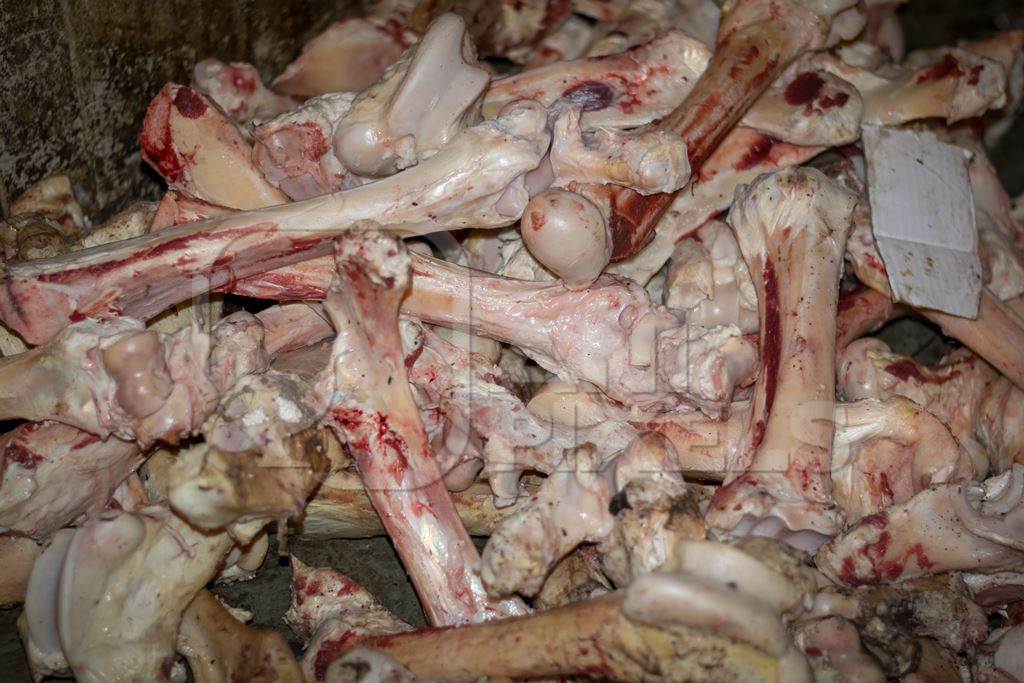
[707,168,857,538]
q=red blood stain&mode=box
[226,66,257,94]
[378,18,412,49]
[735,135,778,171]
[968,65,984,86]
[784,72,825,106]
[140,88,187,183]
[313,631,356,681]
[561,80,615,112]
[751,419,767,450]
[861,510,889,529]
[818,92,850,109]
[805,647,823,657]
[540,0,573,31]
[4,443,43,469]
[884,358,959,385]
[173,86,208,118]
[760,259,782,419]
[916,54,963,83]
[72,435,100,450]
[878,472,894,499]
[529,209,546,231]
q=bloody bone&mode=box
[585,0,859,259]
[191,59,300,124]
[706,168,857,539]
[322,233,524,626]
[0,101,548,345]
[140,84,289,209]
[816,465,1024,586]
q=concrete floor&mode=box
[1,0,1022,680]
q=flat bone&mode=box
[332,13,490,177]
[322,233,524,625]
[0,101,549,344]
[271,8,417,97]
[140,84,289,209]
[816,465,1024,586]
[706,168,856,538]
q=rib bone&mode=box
[706,168,856,538]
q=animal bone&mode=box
[831,397,976,522]
[0,422,141,539]
[322,233,524,625]
[21,506,233,682]
[707,168,856,539]
[403,252,756,415]
[140,83,289,209]
[842,165,1024,393]
[331,13,490,178]
[286,557,412,682]
[835,286,902,352]
[839,339,1024,476]
[331,540,813,681]
[297,469,532,539]
[168,369,328,534]
[271,3,418,97]
[521,0,860,260]
[0,100,549,344]
[191,59,300,123]
[816,465,1024,586]
[177,589,303,682]
[519,187,611,288]
[0,312,267,444]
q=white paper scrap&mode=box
[862,125,981,318]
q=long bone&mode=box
[519,0,860,260]
[230,128,822,302]
[816,464,1024,586]
[0,100,549,345]
[706,168,856,539]
[402,252,757,415]
[327,540,813,682]
[321,233,524,625]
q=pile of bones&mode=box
[5,0,1024,680]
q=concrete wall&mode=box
[0,0,350,219]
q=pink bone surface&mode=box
[0,101,548,345]
[0,422,141,539]
[191,59,301,124]
[816,465,1024,586]
[321,233,524,626]
[139,83,289,210]
[706,168,856,538]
